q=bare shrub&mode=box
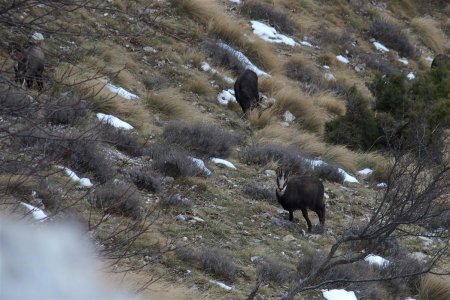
[92,180,143,219]
[100,124,143,157]
[244,185,276,203]
[240,144,344,183]
[162,122,242,158]
[316,26,353,50]
[285,57,321,86]
[0,86,34,117]
[175,246,200,262]
[142,73,171,90]
[370,19,415,57]
[258,258,293,285]
[242,1,296,34]
[148,143,203,178]
[200,248,236,280]
[128,169,161,192]
[296,248,327,279]
[357,52,399,75]
[44,96,87,125]
[159,193,192,209]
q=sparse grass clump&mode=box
[285,55,321,86]
[257,258,293,285]
[419,274,450,300]
[162,122,243,158]
[44,96,87,125]
[128,169,161,192]
[93,180,143,219]
[0,87,34,117]
[370,19,415,57]
[100,124,143,157]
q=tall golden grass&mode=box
[419,274,450,300]
[411,18,449,53]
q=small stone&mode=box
[281,121,290,127]
[282,234,297,242]
[176,214,186,222]
[182,236,188,241]
[283,110,296,123]
[143,46,157,53]
[265,170,276,177]
[250,256,262,263]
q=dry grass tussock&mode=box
[312,93,346,116]
[419,274,450,300]
[244,38,282,74]
[145,89,209,122]
[272,88,326,133]
[173,0,246,46]
[53,63,154,132]
[411,17,449,53]
[248,107,275,129]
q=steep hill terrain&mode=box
[0,0,449,299]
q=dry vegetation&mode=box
[1,0,449,299]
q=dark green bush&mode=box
[325,87,382,151]
[368,74,409,118]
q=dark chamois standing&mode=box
[14,46,45,90]
[431,54,450,69]
[234,69,259,114]
[275,167,325,233]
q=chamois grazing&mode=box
[234,69,259,114]
[431,54,450,69]
[275,167,325,233]
[14,46,45,90]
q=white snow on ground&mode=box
[250,21,296,46]
[336,55,350,64]
[373,41,389,52]
[308,159,359,184]
[405,297,416,300]
[283,111,296,123]
[201,62,234,84]
[324,72,336,81]
[377,182,387,188]
[228,0,241,3]
[398,58,409,65]
[322,289,357,300]
[211,158,237,170]
[189,157,212,176]
[365,254,390,267]
[21,202,47,221]
[425,56,434,62]
[101,80,139,100]
[407,72,415,80]
[96,113,133,130]
[217,89,236,105]
[299,40,315,48]
[358,168,373,176]
[209,280,233,291]
[217,42,270,77]
[61,167,93,187]
[323,65,330,69]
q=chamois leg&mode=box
[301,208,312,232]
[289,211,294,222]
[316,208,325,233]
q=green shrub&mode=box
[325,87,382,151]
[368,74,409,118]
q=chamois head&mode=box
[276,167,289,193]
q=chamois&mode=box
[14,46,45,90]
[275,167,325,233]
[234,69,259,114]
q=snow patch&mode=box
[373,41,389,52]
[407,72,415,80]
[425,56,434,62]
[308,159,358,184]
[398,57,409,65]
[365,254,390,267]
[189,157,211,176]
[250,21,296,46]
[324,72,336,81]
[358,168,373,176]
[209,280,233,291]
[377,182,387,188]
[336,55,350,64]
[283,111,296,123]
[101,80,139,100]
[217,89,236,105]
[211,158,237,170]
[201,62,235,84]
[217,42,270,77]
[32,32,44,41]
[60,167,93,187]
[322,289,357,300]
[21,202,47,221]
[96,113,133,130]
[228,0,241,3]
[299,40,314,48]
